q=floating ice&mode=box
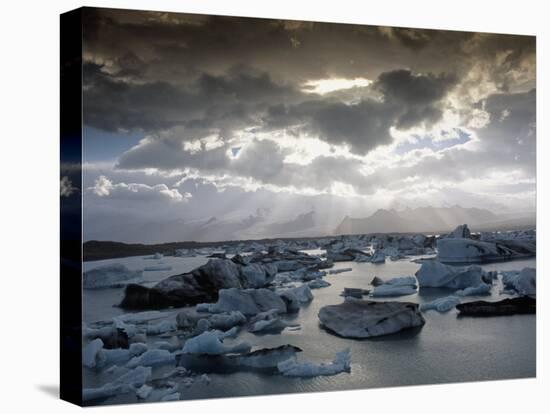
[129,342,148,357]
[369,250,386,264]
[371,276,417,297]
[240,263,277,288]
[207,311,247,330]
[114,310,173,324]
[126,349,175,368]
[146,319,177,335]
[308,279,331,289]
[198,288,287,316]
[277,284,313,313]
[278,348,351,377]
[384,276,418,286]
[160,393,180,401]
[182,331,251,355]
[329,268,352,275]
[437,230,535,263]
[372,284,417,297]
[444,224,471,239]
[83,263,142,289]
[83,338,104,368]
[318,298,425,338]
[415,261,486,289]
[502,268,536,295]
[115,366,152,388]
[420,296,460,312]
[456,283,492,296]
[136,384,153,399]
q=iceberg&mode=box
[198,288,287,316]
[115,366,152,388]
[160,393,181,402]
[182,331,252,355]
[176,308,204,331]
[277,284,313,313]
[437,234,535,264]
[501,268,536,296]
[112,317,138,339]
[249,318,291,334]
[318,297,425,338]
[136,384,153,399]
[126,349,175,368]
[371,276,417,297]
[240,263,277,288]
[444,224,471,239]
[455,283,492,296]
[129,342,148,357]
[207,311,247,330]
[98,348,132,368]
[277,349,351,377]
[420,296,460,312]
[369,250,386,264]
[83,263,142,289]
[308,279,331,289]
[383,276,418,286]
[83,338,104,368]
[371,284,416,297]
[146,320,177,335]
[232,345,302,369]
[415,261,486,289]
[84,324,130,349]
[329,267,352,275]
[247,309,297,334]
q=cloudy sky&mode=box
[79,7,536,242]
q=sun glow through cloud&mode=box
[302,77,372,94]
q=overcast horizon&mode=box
[74,8,536,243]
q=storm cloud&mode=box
[81,7,536,242]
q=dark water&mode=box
[83,256,536,404]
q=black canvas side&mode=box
[60,7,83,406]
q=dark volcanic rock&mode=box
[456,296,536,316]
[318,298,425,338]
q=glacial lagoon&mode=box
[82,249,535,405]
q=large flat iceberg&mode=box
[318,298,425,338]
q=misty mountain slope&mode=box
[334,206,499,235]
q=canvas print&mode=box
[60,6,536,406]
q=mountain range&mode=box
[333,205,533,235]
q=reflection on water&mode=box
[83,255,536,404]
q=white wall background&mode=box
[0,0,547,412]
